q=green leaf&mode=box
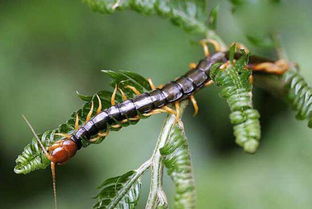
[229,0,246,6]
[283,70,312,128]
[84,0,208,34]
[246,35,274,48]
[228,44,237,63]
[269,0,281,3]
[160,123,196,209]
[208,6,219,30]
[210,55,261,153]
[15,71,151,174]
[93,171,142,209]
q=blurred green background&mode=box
[1,0,312,208]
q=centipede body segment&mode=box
[44,50,289,164]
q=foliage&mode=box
[210,49,261,153]
[14,0,312,208]
[14,71,151,174]
[84,0,209,34]
[93,107,193,209]
[208,6,219,30]
[93,171,142,209]
[283,69,312,128]
[160,122,196,209]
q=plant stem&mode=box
[107,159,151,208]
[145,101,188,209]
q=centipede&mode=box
[19,42,290,208]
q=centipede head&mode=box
[47,139,78,164]
[22,115,77,209]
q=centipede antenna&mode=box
[22,115,49,156]
[51,162,58,209]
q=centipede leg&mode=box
[188,62,197,70]
[54,133,71,139]
[111,123,122,129]
[125,85,141,95]
[111,84,118,106]
[204,80,214,87]
[147,78,156,90]
[128,115,141,121]
[143,108,167,117]
[86,101,94,122]
[189,95,199,116]
[175,102,181,120]
[89,130,110,142]
[162,106,177,116]
[96,94,102,114]
[147,77,165,90]
[119,88,128,101]
[249,59,289,75]
[249,75,254,84]
[200,39,222,56]
[75,114,80,130]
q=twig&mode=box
[107,159,151,208]
[145,101,188,209]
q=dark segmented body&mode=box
[70,52,227,148]
[70,52,276,148]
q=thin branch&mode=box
[107,159,151,208]
[145,101,188,209]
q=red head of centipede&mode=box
[47,139,78,164]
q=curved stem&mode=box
[145,101,188,209]
[107,159,151,208]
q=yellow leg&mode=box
[125,85,141,95]
[128,115,141,121]
[98,129,109,137]
[189,95,199,116]
[121,119,129,123]
[143,108,167,117]
[75,114,80,130]
[188,62,197,70]
[162,106,177,116]
[148,78,156,90]
[200,39,222,56]
[205,80,214,87]
[111,124,122,129]
[250,59,289,75]
[89,129,110,142]
[111,85,118,106]
[175,102,181,120]
[89,136,100,143]
[119,88,128,101]
[249,75,254,84]
[54,133,71,139]
[200,40,210,57]
[219,61,230,70]
[86,101,94,122]
[96,94,102,114]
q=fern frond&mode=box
[283,70,312,128]
[160,123,196,209]
[15,71,151,174]
[84,0,208,34]
[210,52,261,153]
[93,170,142,209]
